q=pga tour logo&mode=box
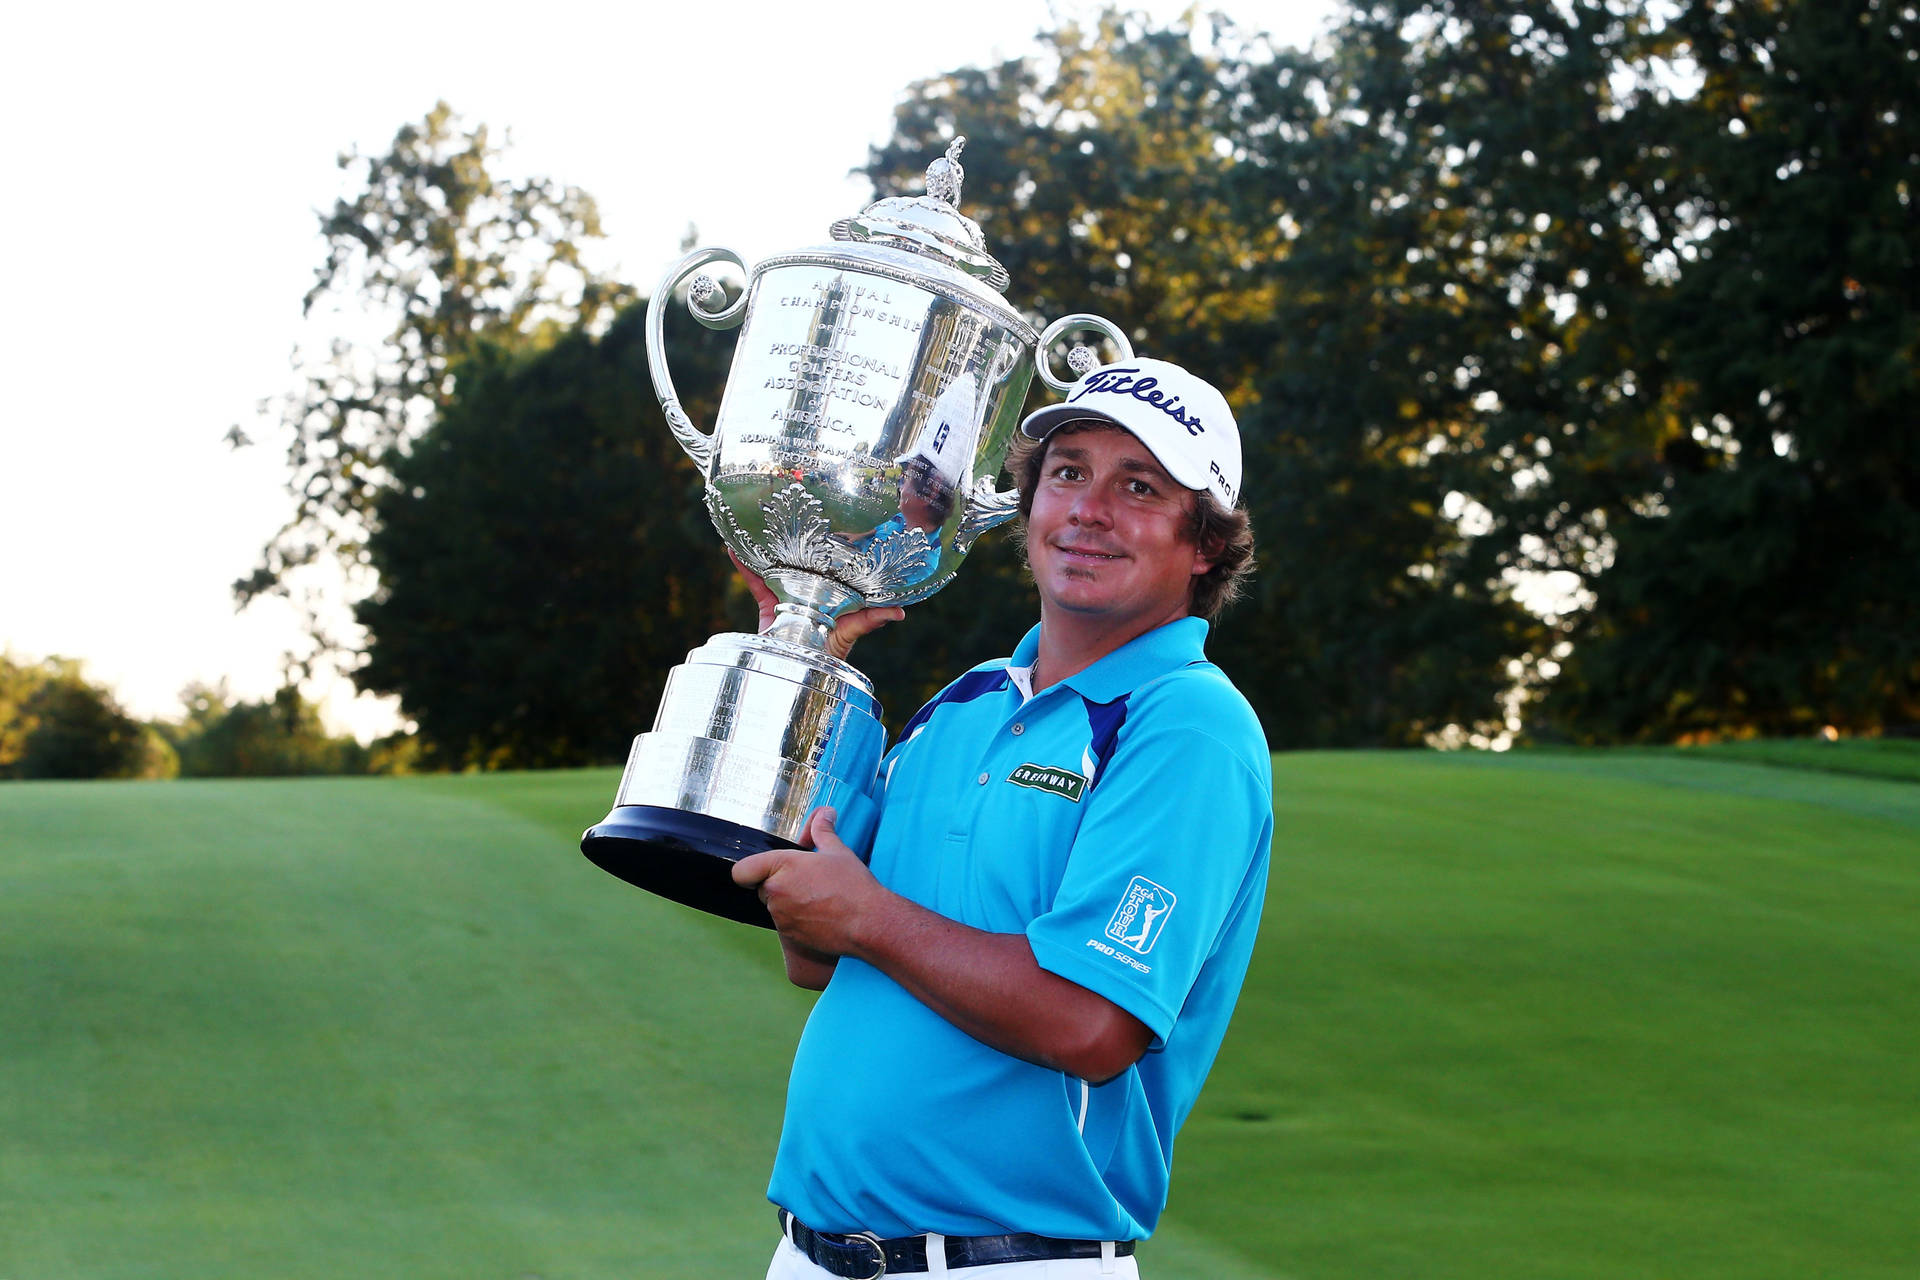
[1105,876,1177,955]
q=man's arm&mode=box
[778,935,837,990]
[734,809,1153,1084]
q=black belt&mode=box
[780,1208,1136,1277]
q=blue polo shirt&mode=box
[768,616,1273,1241]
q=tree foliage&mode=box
[0,656,172,780]
[354,302,739,768]
[1550,0,1920,738]
[161,683,378,778]
[237,102,631,632]
[862,0,1917,744]
[340,4,1917,755]
[863,9,1538,745]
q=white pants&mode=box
[765,1233,1141,1279]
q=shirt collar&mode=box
[1005,663,1036,703]
[1009,616,1210,705]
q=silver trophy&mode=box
[582,139,1130,926]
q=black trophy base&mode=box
[581,805,791,929]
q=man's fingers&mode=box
[827,607,905,661]
[803,806,849,855]
[841,607,906,638]
[726,547,780,631]
[732,849,785,887]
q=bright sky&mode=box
[0,0,1334,742]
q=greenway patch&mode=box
[1007,762,1087,802]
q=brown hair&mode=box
[1010,420,1255,622]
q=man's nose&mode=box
[1068,485,1114,526]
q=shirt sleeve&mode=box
[1024,715,1272,1046]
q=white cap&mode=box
[897,376,978,490]
[1019,357,1242,508]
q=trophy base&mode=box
[581,805,785,929]
[585,630,885,930]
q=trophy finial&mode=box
[926,136,966,207]
[833,134,1007,291]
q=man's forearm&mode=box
[848,892,1149,1084]
[779,935,837,990]
[735,820,1150,1081]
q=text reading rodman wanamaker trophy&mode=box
[582,139,1129,927]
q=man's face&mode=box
[1025,425,1212,634]
[897,463,950,533]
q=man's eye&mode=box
[1053,465,1084,481]
[1128,479,1157,496]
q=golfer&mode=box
[734,357,1274,1279]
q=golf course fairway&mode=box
[2,750,1914,1278]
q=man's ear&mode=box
[1190,521,1224,578]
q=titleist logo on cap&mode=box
[1068,366,1206,436]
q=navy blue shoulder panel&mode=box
[1083,694,1132,789]
[896,668,1010,742]
[1081,659,1210,790]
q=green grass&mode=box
[0,772,799,1279]
[2,753,1915,1278]
[1679,735,1920,781]
[1524,736,1920,784]
[1178,751,1918,1279]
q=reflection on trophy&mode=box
[872,377,975,556]
[581,139,1131,927]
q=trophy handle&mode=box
[646,247,750,474]
[953,315,1134,553]
[1033,313,1134,394]
[953,474,1021,555]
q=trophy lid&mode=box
[831,137,1012,294]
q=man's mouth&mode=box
[1053,544,1125,563]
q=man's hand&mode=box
[732,808,898,957]
[728,548,904,662]
[736,809,1152,1083]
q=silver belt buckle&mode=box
[846,1231,886,1279]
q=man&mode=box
[733,357,1273,1280]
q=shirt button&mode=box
[977,772,990,785]
[1011,723,1025,736]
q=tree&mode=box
[344,4,1919,754]
[1245,0,1918,741]
[236,102,630,653]
[1229,0,1723,745]
[0,652,38,774]
[852,17,1281,727]
[164,682,372,777]
[0,656,168,780]
[862,9,1538,745]
[354,301,740,767]
[869,1,1918,744]
[1549,0,1920,738]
